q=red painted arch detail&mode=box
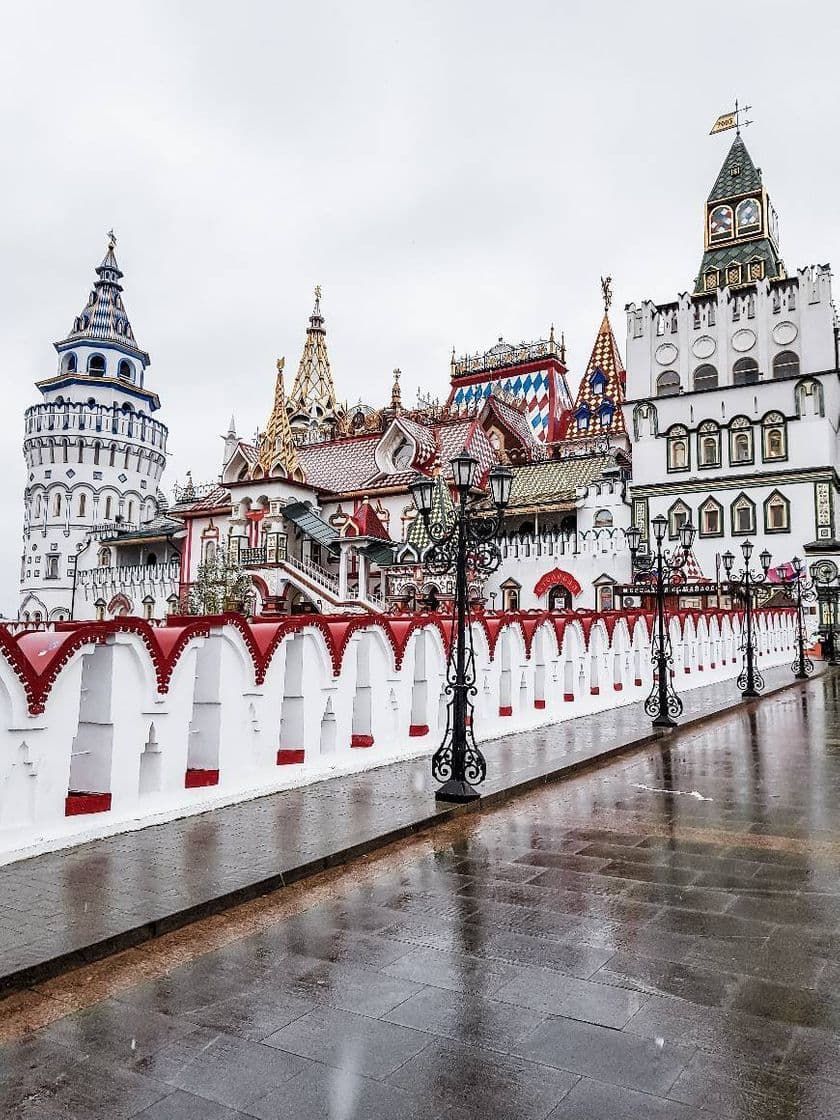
[533,569,583,600]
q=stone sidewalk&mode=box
[0,665,814,995]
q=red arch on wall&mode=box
[533,568,582,600]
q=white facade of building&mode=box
[19,238,170,621]
[623,133,840,579]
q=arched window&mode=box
[576,406,590,431]
[62,353,77,373]
[93,442,101,465]
[764,490,790,533]
[796,378,824,418]
[698,420,721,468]
[94,599,106,620]
[733,357,759,386]
[762,412,787,461]
[667,425,689,471]
[142,596,155,620]
[772,351,799,380]
[731,493,756,536]
[109,444,116,467]
[699,497,723,538]
[118,360,133,380]
[709,204,733,242]
[736,197,761,234]
[693,364,718,391]
[656,371,681,397]
[78,439,84,463]
[87,354,106,374]
[729,417,753,464]
[593,509,613,528]
[104,495,113,520]
[203,539,217,563]
[98,548,111,568]
[668,500,691,540]
[78,492,86,517]
[52,492,62,517]
[146,553,158,566]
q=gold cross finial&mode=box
[107,229,117,250]
[314,284,322,302]
[600,275,613,312]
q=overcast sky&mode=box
[1,1,838,614]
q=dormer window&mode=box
[590,369,607,396]
[598,400,614,425]
[576,406,590,431]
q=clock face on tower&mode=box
[709,205,733,241]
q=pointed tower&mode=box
[259,358,301,478]
[695,133,785,293]
[19,235,168,621]
[567,278,628,446]
[287,287,342,438]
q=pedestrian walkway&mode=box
[0,666,811,995]
[3,672,840,1118]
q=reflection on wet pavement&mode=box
[3,674,840,1117]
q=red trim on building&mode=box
[533,569,583,600]
[408,724,429,737]
[351,734,374,748]
[276,749,305,765]
[185,768,219,788]
[65,791,112,816]
[534,698,546,709]
[613,683,623,691]
[590,686,600,695]
[499,705,513,717]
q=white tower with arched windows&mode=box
[19,236,169,621]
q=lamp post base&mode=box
[435,779,481,803]
[652,714,678,729]
[742,687,761,698]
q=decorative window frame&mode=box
[763,489,791,534]
[728,416,754,466]
[735,197,762,235]
[666,425,690,473]
[761,411,788,463]
[667,499,692,540]
[697,420,721,469]
[731,492,757,537]
[795,377,825,418]
[698,496,724,539]
[709,204,734,244]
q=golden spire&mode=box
[259,357,301,477]
[391,368,402,413]
[287,286,339,430]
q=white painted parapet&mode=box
[0,607,798,861]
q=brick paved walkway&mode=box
[2,671,840,1117]
[0,666,809,994]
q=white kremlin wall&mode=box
[0,607,797,864]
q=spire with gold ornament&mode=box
[566,277,627,443]
[287,286,341,437]
[259,358,301,478]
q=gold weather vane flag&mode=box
[710,111,737,135]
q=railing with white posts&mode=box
[0,607,798,859]
[280,555,340,595]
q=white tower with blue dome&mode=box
[19,235,169,621]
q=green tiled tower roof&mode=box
[707,135,762,202]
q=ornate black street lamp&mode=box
[410,455,513,803]
[626,514,696,729]
[811,559,840,666]
[789,556,816,680]
[722,540,772,698]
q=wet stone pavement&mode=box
[3,674,840,1117]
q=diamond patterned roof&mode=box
[707,135,762,203]
[287,289,340,428]
[567,312,626,441]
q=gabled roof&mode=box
[56,235,149,363]
[479,394,544,457]
[708,135,762,202]
[346,499,391,541]
[567,311,626,441]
